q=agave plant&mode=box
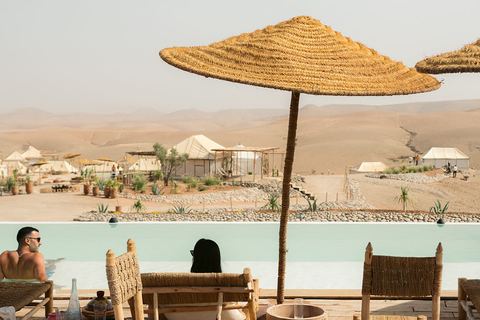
[430,200,450,215]
[171,204,192,214]
[97,203,109,213]
[306,198,318,212]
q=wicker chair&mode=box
[354,242,443,320]
[0,280,54,320]
[139,268,259,320]
[105,239,144,320]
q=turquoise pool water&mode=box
[0,222,479,290]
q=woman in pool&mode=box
[165,238,245,320]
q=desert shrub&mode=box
[400,165,408,173]
[170,204,192,214]
[182,176,192,183]
[152,184,163,195]
[263,193,281,211]
[97,180,107,191]
[423,164,432,172]
[384,168,393,174]
[97,203,109,213]
[409,167,418,173]
[118,183,124,193]
[198,185,206,192]
[131,200,146,213]
[417,166,424,172]
[203,176,222,186]
[132,174,148,192]
[391,168,400,174]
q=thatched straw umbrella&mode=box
[415,39,480,74]
[159,15,440,304]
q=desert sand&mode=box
[1,99,479,217]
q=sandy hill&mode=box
[1,100,479,174]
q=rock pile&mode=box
[366,173,448,183]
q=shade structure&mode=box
[415,39,480,74]
[62,153,81,160]
[96,157,115,162]
[159,15,441,304]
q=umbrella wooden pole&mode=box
[277,91,300,304]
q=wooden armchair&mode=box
[105,239,144,320]
[0,280,53,320]
[139,268,259,320]
[354,242,443,320]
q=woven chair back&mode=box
[362,255,442,297]
[106,251,143,306]
[141,272,251,305]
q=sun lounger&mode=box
[0,280,54,320]
[354,242,443,320]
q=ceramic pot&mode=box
[84,184,91,195]
[110,188,117,199]
[11,185,19,196]
[104,187,110,198]
[92,186,99,196]
[25,182,34,194]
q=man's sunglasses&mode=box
[28,237,41,242]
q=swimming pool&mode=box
[0,222,479,291]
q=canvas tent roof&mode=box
[21,146,42,159]
[32,161,78,174]
[4,161,27,175]
[171,135,225,160]
[129,158,161,172]
[422,147,469,160]
[356,162,388,172]
[5,151,26,162]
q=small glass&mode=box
[294,298,304,319]
[94,303,107,320]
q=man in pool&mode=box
[0,226,47,281]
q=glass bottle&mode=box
[65,278,81,320]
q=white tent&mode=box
[0,165,7,178]
[5,151,26,162]
[355,162,389,173]
[21,146,43,165]
[232,143,262,176]
[4,161,27,175]
[129,158,161,172]
[172,135,225,176]
[422,147,469,169]
[32,161,78,174]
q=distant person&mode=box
[111,164,117,179]
[163,239,244,320]
[408,156,413,164]
[453,165,458,178]
[0,226,47,281]
[415,155,419,165]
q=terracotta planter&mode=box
[25,182,34,194]
[83,184,91,195]
[11,185,19,196]
[92,186,99,196]
[267,304,326,320]
[115,205,122,213]
[110,188,117,199]
[104,187,110,198]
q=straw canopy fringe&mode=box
[160,16,440,96]
[415,39,480,74]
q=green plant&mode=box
[97,203,109,213]
[118,183,124,193]
[110,178,119,189]
[81,168,94,183]
[306,198,318,212]
[170,181,179,194]
[26,174,31,183]
[409,167,418,173]
[430,200,449,215]
[400,165,408,173]
[392,168,400,174]
[152,183,164,195]
[132,174,148,192]
[394,186,416,212]
[311,169,316,175]
[198,185,206,192]
[97,180,107,191]
[263,193,281,211]
[131,200,146,213]
[385,168,393,174]
[6,177,15,191]
[422,164,432,172]
[153,169,163,182]
[12,169,18,186]
[171,204,192,214]
[203,176,222,186]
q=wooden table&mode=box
[458,278,480,320]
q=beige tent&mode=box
[31,160,78,174]
[422,147,469,169]
[4,161,27,175]
[355,162,388,173]
[129,157,161,172]
[172,135,225,177]
[21,146,43,165]
[5,151,26,162]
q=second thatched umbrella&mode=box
[160,15,440,303]
[415,39,480,74]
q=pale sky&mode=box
[1,1,479,114]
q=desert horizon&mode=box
[1,98,479,175]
